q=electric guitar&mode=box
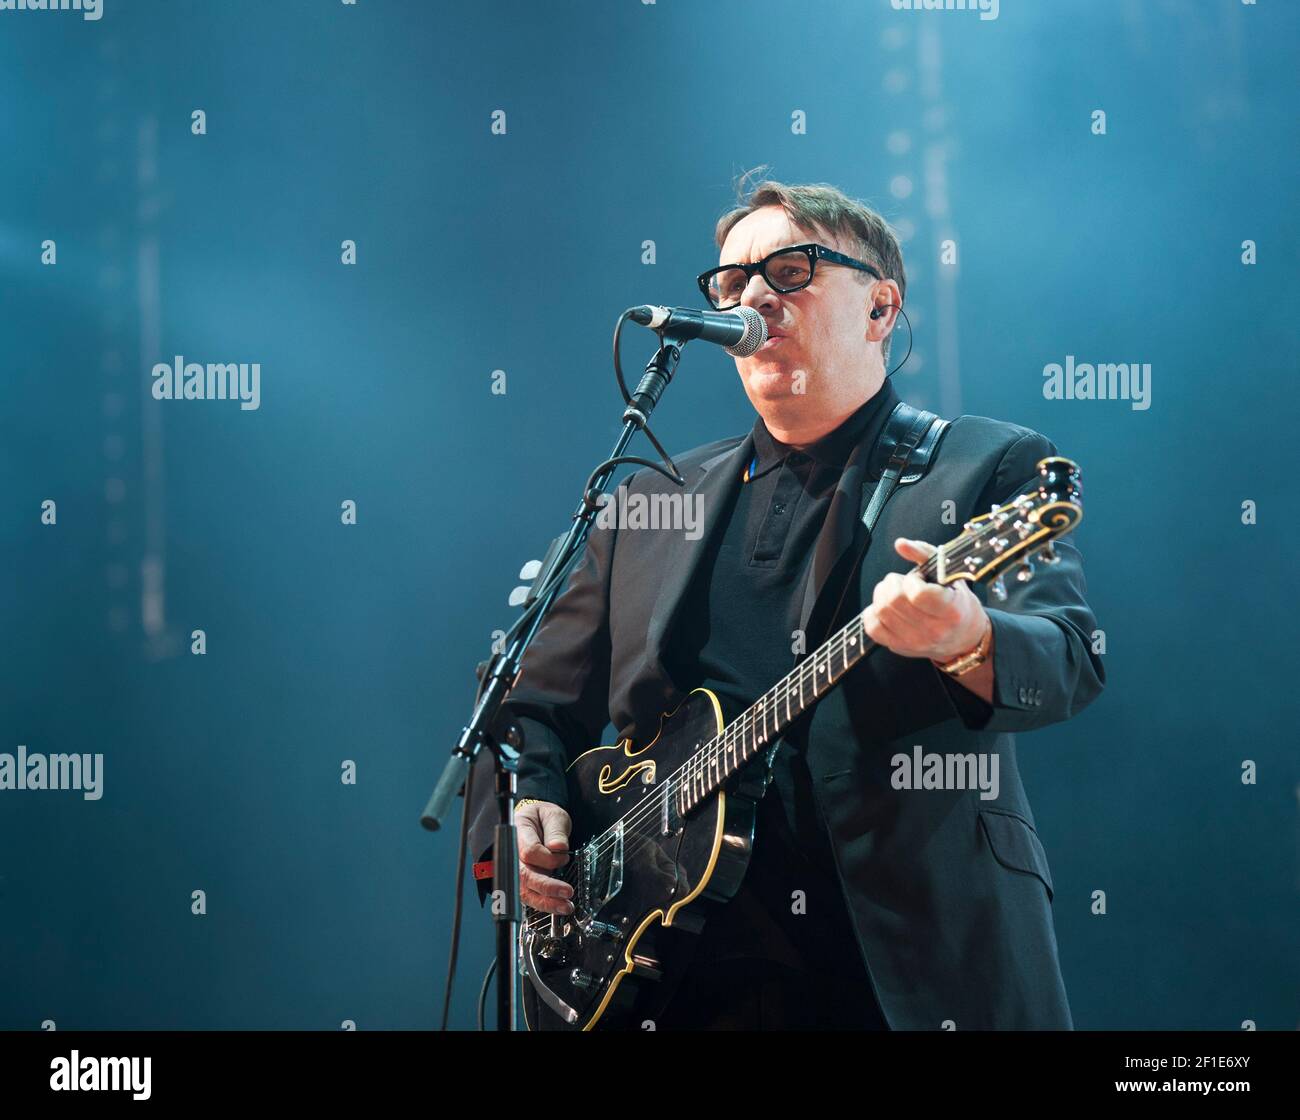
[519,456,1083,1030]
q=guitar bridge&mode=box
[583,820,624,911]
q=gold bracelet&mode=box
[934,616,993,677]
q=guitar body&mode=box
[520,688,767,1031]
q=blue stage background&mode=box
[2,0,1296,1029]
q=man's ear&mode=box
[866,289,889,330]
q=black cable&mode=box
[439,745,475,1031]
[882,304,913,379]
[477,957,497,1031]
[612,308,635,405]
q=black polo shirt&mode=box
[665,379,898,984]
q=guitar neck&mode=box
[675,608,881,818]
[663,457,1084,822]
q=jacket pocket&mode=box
[978,807,1055,902]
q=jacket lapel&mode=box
[796,430,879,643]
[643,433,754,690]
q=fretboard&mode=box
[674,609,879,819]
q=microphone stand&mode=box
[420,322,688,1031]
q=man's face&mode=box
[717,205,887,432]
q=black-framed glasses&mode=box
[697,242,883,310]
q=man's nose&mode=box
[739,272,780,314]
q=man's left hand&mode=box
[861,537,990,664]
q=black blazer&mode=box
[469,387,1105,1030]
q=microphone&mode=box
[628,305,768,357]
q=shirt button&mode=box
[773,502,786,515]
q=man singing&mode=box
[474,176,1104,1030]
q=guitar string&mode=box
[522,502,1047,927]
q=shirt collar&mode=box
[747,378,900,482]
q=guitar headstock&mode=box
[929,457,1082,602]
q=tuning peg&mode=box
[1039,543,1060,565]
[1013,559,1035,583]
[990,574,1008,602]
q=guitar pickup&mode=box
[660,784,681,835]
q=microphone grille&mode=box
[725,306,768,358]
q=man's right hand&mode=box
[515,800,574,915]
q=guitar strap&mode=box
[862,400,950,532]
[798,399,950,659]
